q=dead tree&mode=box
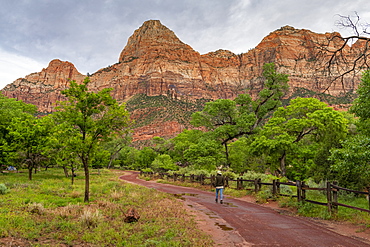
[314,12,370,92]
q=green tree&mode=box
[191,63,289,166]
[252,97,348,178]
[47,121,82,184]
[137,147,157,169]
[228,137,267,173]
[151,154,177,172]
[104,132,132,169]
[170,129,204,165]
[52,78,132,202]
[329,70,370,189]
[183,139,226,171]
[8,116,53,180]
[0,93,37,168]
[350,70,370,135]
[329,135,370,190]
[118,146,140,169]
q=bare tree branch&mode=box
[310,12,370,94]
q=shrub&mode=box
[79,208,102,228]
[55,204,81,219]
[280,185,293,195]
[256,189,272,203]
[141,168,153,173]
[0,183,9,194]
[111,190,123,201]
[28,202,45,215]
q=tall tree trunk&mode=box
[83,160,90,202]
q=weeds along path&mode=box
[120,171,370,247]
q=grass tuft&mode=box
[79,208,102,228]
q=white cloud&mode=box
[0,49,45,90]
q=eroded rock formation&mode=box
[1,20,365,140]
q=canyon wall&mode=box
[1,20,365,140]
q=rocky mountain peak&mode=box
[119,20,196,62]
[1,21,363,140]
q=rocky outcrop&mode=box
[1,20,366,140]
[3,59,85,112]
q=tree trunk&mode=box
[28,166,33,180]
[279,151,287,176]
[83,161,90,202]
[224,143,230,167]
[107,157,113,169]
[63,166,69,177]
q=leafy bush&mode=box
[256,189,273,203]
[0,183,9,194]
[219,170,237,179]
[141,168,153,173]
[280,185,293,195]
[190,169,210,176]
[241,171,272,182]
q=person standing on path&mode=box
[214,171,226,204]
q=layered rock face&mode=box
[3,59,85,112]
[1,20,365,140]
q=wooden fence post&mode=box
[258,178,262,191]
[190,174,194,183]
[367,186,370,213]
[301,181,306,200]
[182,174,185,182]
[332,181,338,213]
[326,181,332,213]
[254,178,261,193]
[276,179,280,195]
[272,180,277,197]
[296,180,302,203]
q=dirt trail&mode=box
[120,171,370,247]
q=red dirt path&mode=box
[120,171,370,247]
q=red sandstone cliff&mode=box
[1,20,366,140]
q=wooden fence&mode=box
[140,171,370,214]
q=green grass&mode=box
[0,169,213,246]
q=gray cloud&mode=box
[0,0,368,89]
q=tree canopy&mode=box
[52,77,132,202]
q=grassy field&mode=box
[0,169,213,246]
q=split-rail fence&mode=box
[140,171,370,214]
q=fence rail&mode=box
[140,171,370,214]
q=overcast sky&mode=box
[0,0,369,90]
